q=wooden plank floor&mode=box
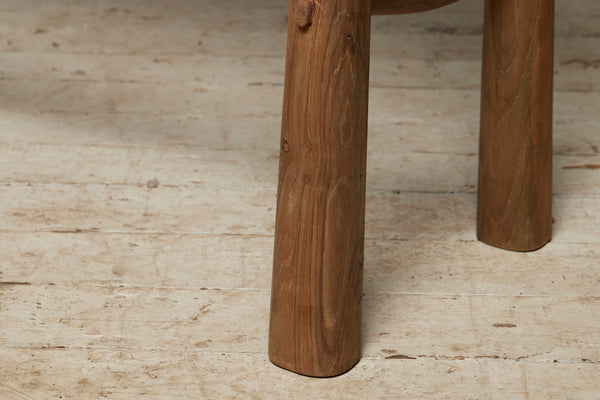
[1,0,599,398]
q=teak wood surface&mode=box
[371,0,459,15]
[270,0,557,377]
[269,0,371,377]
[477,0,555,251]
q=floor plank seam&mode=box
[2,281,599,300]
[2,230,600,247]
[0,345,597,365]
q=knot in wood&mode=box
[296,0,315,28]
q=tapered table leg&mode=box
[478,0,555,251]
[269,0,371,377]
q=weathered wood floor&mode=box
[1,0,599,398]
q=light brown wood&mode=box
[478,0,555,251]
[3,284,600,360]
[2,349,600,400]
[3,232,600,297]
[269,0,371,377]
[4,141,600,195]
[371,0,459,15]
[2,184,600,244]
[1,0,599,397]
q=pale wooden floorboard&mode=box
[2,141,600,194]
[2,233,600,298]
[2,184,600,243]
[1,0,599,398]
[1,349,598,400]
[2,283,600,361]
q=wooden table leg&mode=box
[268,0,371,377]
[478,0,555,251]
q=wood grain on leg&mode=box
[269,0,371,377]
[478,0,555,252]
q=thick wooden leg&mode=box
[478,0,554,251]
[269,0,371,377]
